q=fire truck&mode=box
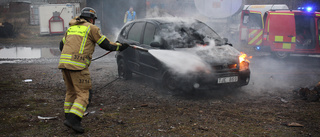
[240,4,320,58]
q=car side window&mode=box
[318,19,320,41]
[120,24,132,38]
[243,14,249,24]
[128,22,145,43]
[143,23,156,45]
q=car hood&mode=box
[176,45,241,65]
[148,45,241,75]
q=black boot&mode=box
[64,113,84,133]
[64,113,71,128]
[65,113,69,119]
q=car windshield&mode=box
[158,21,223,49]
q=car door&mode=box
[240,10,263,46]
[125,21,145,72]
[267,12,296,52]
[317,15,320,53]
[294,13,316,51]
[137,22,162,79]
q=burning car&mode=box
[116,17,250,91]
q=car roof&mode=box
[129,17,201,25]
[267,9,320,14]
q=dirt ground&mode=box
[0,34,320,136]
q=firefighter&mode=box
[124,6,137,23]
[297,27,312,47]
[58,7,129,133]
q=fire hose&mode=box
[93,45,148,90]
[91,51,113,61]
[91,45,148,61]
[91,50,115,91]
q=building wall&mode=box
[0,0,86,8]
[87,0,146,35]
[0,0,86,25]
[9,2,30,12]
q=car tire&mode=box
[272,51,289,59]
[117,58,132,80]
[162,72,179,91]
[238,70,250,87]
[241,76,250,86]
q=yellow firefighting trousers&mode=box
[62,68,91,118]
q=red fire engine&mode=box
[240,5,320,58]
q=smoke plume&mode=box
[149,49,211,75]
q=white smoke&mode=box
[149,44,241,75]
[153,17,221,49]
[149,49,211,75]
[143,2,320,97]
[146,6,174,18]
[193,43,240,64]
[147,17,241,75]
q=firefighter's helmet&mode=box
[80,7,97,19]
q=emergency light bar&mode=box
[306,7,313,12]
[298,6,315,12]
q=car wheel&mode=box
[242,76,250,86]
[117,58,132,80]
[162,72,179,91]
[273,51,289,59]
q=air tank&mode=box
[194,0,245,18]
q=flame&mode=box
[239,52,252,63]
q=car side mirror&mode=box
[223,38,233,46]
[223,38,228,43]
[150,42,161,47]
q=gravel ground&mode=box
[0,36,320,136]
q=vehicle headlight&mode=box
[239,61,249,71]
[239,52,251,71]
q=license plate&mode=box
[217,76,238,84]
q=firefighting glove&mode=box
[119,43,129,51]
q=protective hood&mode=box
[69,16,88,26]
